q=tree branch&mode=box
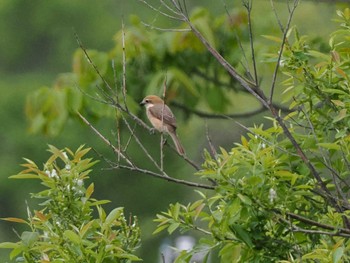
[78,111,215,190]
[159,0,349,227]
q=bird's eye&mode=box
[145,99,149,103]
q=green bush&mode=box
[0,146,141,263]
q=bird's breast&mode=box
[146,110,169,132]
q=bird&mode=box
[140,95,185,155]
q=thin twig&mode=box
[116,164,215,190]
[139,0,182,21]
[205,122,217,158]
[111,59,120,102]
[286,212,350,234]
[122,113,165,174]
[77,112,134,168]
[160,76,167,171]
[270,0,284,32]
[171,101,267,119]
[167,0,268,108]
[278,214,350,238]
[75,32,114,95]
[115,119,122,163]
[269,0,299,103]
[243,0,259,86]
[234,121,299,157]
[121,19,128,111]
[161,0,184,17]
[141,22,190,32]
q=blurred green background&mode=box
[0,0,343,262]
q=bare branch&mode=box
[205,123,217,158]
[171,101,267,119]
[243,0,259,86]
[269,0,299,103]
[286,212,350,235]
[165,1,269,108]
[278,213,350,238]
[122,20,128,111]
[75,33,115,96]
[116,164,215,190]
[270,0,284,32]
[78,111,214,190]
[141,22,190,32]
[77,112,134,168]
[138,0,183,21]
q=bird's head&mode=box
[140,95,164,107]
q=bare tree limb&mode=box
[269,0,299,103]
[78,111,215,190]
[243,0,259,86]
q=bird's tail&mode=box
[169,131,185,155]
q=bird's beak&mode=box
[140,100,146,106]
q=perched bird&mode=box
[140,95,185,155]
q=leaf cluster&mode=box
[153,8,350,263]
[25,7,252,136]
[0,146,141,263]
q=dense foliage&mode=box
[0,146,140,263]
[153,7,350,262]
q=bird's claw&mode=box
[149,128,156,135]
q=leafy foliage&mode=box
[25,7,252,136]
[0,146,141,263]
[153,8,350,263]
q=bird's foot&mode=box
[149,128,156,135]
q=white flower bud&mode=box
[269,188,277,203]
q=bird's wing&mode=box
[149,104,177,128]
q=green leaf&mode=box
[10,246,24,260]
[153,223,169,235]
[237,194,252,206]
[119,253,142,261]
[229,224,253,248]
[219,243,241,262]
[308,50,330,60]
[64,230,81,244]
[105,207,124,226]
[168,222,180,234]
[333,247,344,263]
[333,109,347,123]
[262,35,282,43]
[275,170,300,185]
[322,88,347,95]
[9,173,40,179]
[85,183,94,199]
[317,143,341,151]
[21,231,39,247]
[172,203,181,221]
[0,242,20,249]
[80,220,95,238]
[89,200,111,207]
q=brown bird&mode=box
[140,95,185,155]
